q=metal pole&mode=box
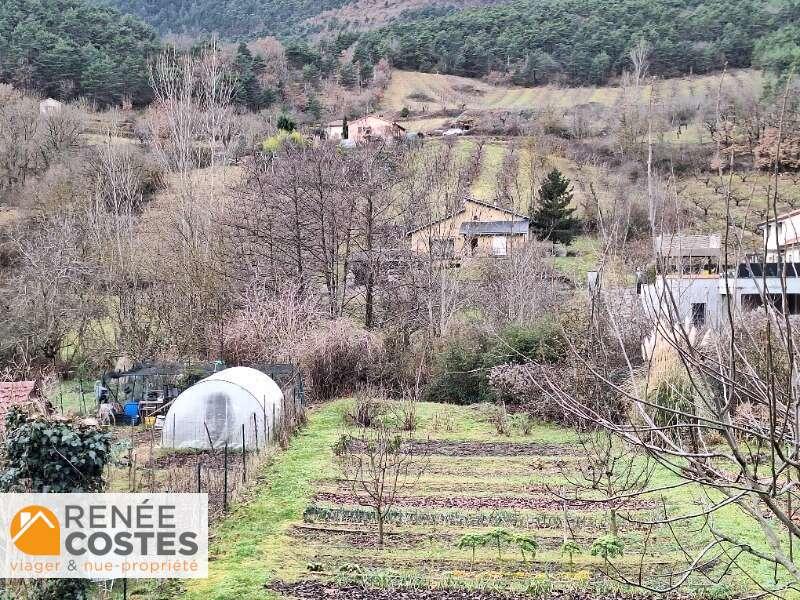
[123,578,127,600]
[242,424,246,483]
[253,413,258,450]
[59,381,64,414]
[196,457,201,493]
[223,443,228,513]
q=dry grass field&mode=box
[384,69,762,113]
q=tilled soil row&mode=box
[348,439,575,457]
[268,580,689,600]
[314,491,656,511]
[290,525,596,551]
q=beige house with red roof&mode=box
[326,115,406,144]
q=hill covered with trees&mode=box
[106,0,351,38]
[0,0,159,105]
[355,0,798,85]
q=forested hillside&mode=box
[355,0,797,85]
[0,0,159,105]
[106,0,349,38]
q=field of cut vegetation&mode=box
[167,399,782,600]
[384,69,762,113]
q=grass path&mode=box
[181,400,346,600]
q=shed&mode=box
[161,367,284,450]
[39,98,63,116]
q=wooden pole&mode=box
[253,413,259,450]
[223,442,228,513]
[241,424,246,483]
[79,377,86,415]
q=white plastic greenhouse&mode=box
[161,367,284,450]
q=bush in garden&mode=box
[425,321,566,405]
[515,535,539,562]
[299,319,385,402]
[561,540,582,569]
[484,528,515,561]
[423,331,489,404]
[481,321,566,367]
[0,407,112,599]
[0,407,112,493]
[456,533,487,564]
[344,387,385,428]
[590,535,624,561]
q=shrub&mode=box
[299,319,385,403]
[515,535,539,562]
[482,321,566,367]
[590,535,624,561]
[561,540,582,569]
[423,332,489,404]
[344,388,385,427]
[0,407,113,493]
[425,322,566,405]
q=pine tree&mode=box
[529,169,579,245]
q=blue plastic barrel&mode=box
[123,402,139,425]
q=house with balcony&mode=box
[639,234,723,328]
[640,228,800,329]
[759,209,800,262]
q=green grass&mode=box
[180,400,348,600]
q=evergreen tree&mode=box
[530,169,580,245]
[277,114,296,132]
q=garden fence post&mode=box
[262,397,267,445]
[79,378,86,414]
[59,381,64,414]
[196,457,201,493]
[223,442,228,513]
[241,424,246,483]
[123,578,127,600]
[272,404,276,441]
[253,413,258,450]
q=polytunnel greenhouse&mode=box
[161,366,284,450]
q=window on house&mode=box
[691,303,706,327]
[491,236,507,256]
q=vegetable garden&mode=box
[176,398,773,600]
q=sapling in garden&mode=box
[515,535,539,562]
[484,528,514,561]
[456,533,487,564]
[590,535,624,563]
[336,423,424,548]
[561,539,582,570]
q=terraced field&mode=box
[384,69,762,113]
[176,399,781,600]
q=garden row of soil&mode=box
[290,525,596,551]
[269,580,691,599]
[314,492,656,511]
[152,450,247,470]
[350,439,575,457]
